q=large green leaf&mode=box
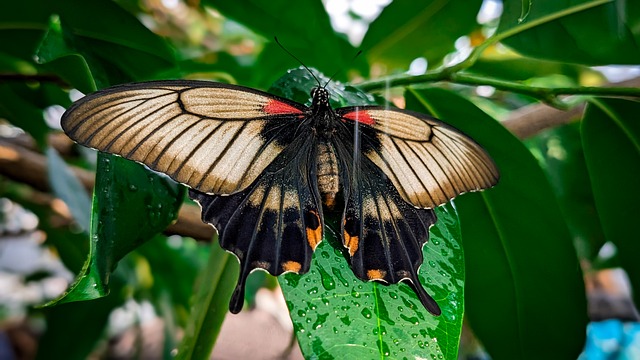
[468,57,600,83]
[48,154,184,306]
[176,242,237,360]
[0,83,49,146]
[361,0,483,69]
[36,277,127,360]
[582,98,640,309]
[54,0,176,80]
[281,205,464,360]
[36,15,97,94]
[405,87,587,360]
[203,0,364,87]
[0,0,51,62]
[498,0,640,65]
[527,123,606,262]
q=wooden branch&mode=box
[502,77,640,139]
[0,137,214,242]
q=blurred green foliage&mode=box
[0,0,639,359]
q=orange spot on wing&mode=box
[342,110,375,126]
[367,269,387,280]
[323,194,336,209]
[282,261,302,273]
[306,227,322,249]
[306,210,322,249]
[344,233,358,257]
[264,99,304,115]
[343,218,359,256]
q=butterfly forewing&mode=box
[61,80,308,195]
[338,107,499,209]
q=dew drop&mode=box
[307,287,318,295]
[361,307,372,319]
[317,265,335,290]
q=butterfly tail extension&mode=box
[404,278,442,316]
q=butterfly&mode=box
[60,78,499,316]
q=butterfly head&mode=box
[310,87,331,111]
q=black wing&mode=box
[190,135,323,313]
[334,132,440,315]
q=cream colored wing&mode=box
[337,106,499,208]
[61,80,308,195]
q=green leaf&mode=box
[526,123,606,261]
[48,154,184,306]
[405,87,588,360]
[35,15,97,94]
[204,0,364,86]
[582,98,640,309]
[361,0,483,69]
[36,277,127,360]
[54,0,176,80]
[468,57,602,83]
[0,0,51,62]
[136,236,208,326]
[497,0,640,65]
[176,242,238,360]
[280,205,464,360]
[0,83,48,146]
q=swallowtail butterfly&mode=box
[61,79,499,316]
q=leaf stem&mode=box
[357,0,624,107]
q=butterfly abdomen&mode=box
[317,142,340,208]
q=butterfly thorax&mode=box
[309,87,337,137]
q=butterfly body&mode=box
[61,79,499,316]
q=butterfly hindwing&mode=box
[190,135,323,313]
[337,148,441,314]
[61,80,308,195]
[337,106,499,209]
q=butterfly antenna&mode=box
[323,50,363,88]
[274,36,322,88]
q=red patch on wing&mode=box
[342,110,375,126]
[263,99,304,115]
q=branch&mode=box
[502,77,640,138]
[358,72,640,108]
[0,137,214,242]
[357,0,631,107]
